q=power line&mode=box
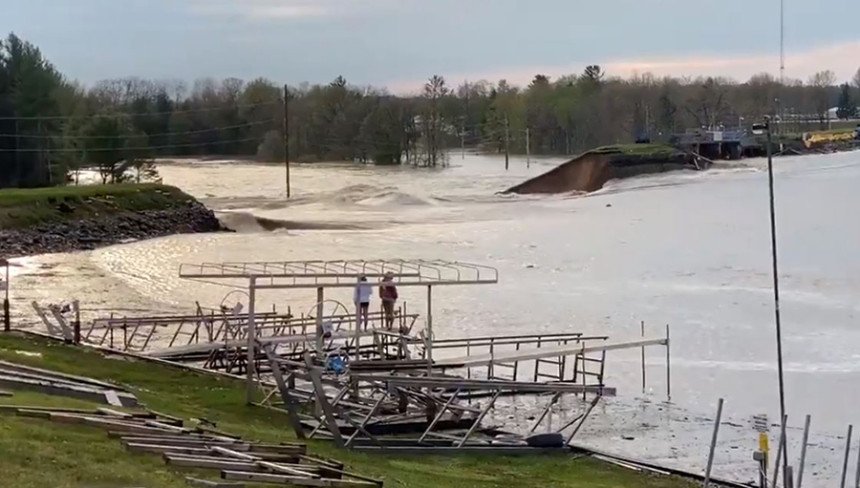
[0,119,277,140]
[0,100,280,122]
[0,136,263,153]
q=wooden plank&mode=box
[0,390,11,397]
[257,460,318,478]
[221,471,377,487]
[0,360,127,392]
[126,443,212,456]
[97,407,133,418]
[185,477,245,488]
[247,444,306,455]
[166,455,262,471]
[122,437,248,449]
[210,446,260,461]
[145,420,189,433]
[147,409,185,425]
[0,404,97,414]
[104,390,123,407]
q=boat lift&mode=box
[177,259,500,402]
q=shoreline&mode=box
[0,184,228,260]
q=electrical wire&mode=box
[0,119,277,140]
[0,100,280,121]
[0,137,264,153]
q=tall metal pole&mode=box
[246,277,257,404]
[703,398,724,488]
[797,414,811,488]
[766,118,789,485]
[779,0,785,85]
[504,115,510,171]
[842,425,854,488]
[525,127,531,168]
[283,84,291,199]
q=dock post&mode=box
[854,424,860,488]
[841,425,853,488]
[797,415,811,488]
[665,324,671,401]
[73,300,81,345]
[426,285,433,369]
[703,397,724,488]
[316,287,324,355]
[2,259,9,332]
[772,415,788,488]
[640,321,646,394]
[246,276,257,404]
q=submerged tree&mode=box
[418,75,449,167]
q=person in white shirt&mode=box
[353,275,372,330]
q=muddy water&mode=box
[7,151,860,486]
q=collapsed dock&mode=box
[33,258,671,454]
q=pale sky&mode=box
[3,0,859,92]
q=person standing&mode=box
[379,272,398,329]
[353,275,372,330]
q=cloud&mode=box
[387,40,860,94]
[187,0,385,20]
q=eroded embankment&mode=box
[504,145,700,194]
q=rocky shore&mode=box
[0,201,227,259]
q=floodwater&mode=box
[6,150,860,486]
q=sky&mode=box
[3,0,859,93]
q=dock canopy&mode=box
[178,259,499,289]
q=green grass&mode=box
[591,144,679,158]
[0,333,696,488]
[0,184,195,229]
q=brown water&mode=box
[7,151,860,486]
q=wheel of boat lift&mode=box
[219,290,249,314]
[305,299,350,350]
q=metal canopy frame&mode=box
[178,259,499,289]
[177,259,499,403]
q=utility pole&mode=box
[765,117,788,486]
[283,85,291,199]
[525,128,531,168]
[504,114,510,171]
[460,123,465,159]
[780,0,785,85]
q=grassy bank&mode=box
[0,333,694,488]
[592,143,680,158]
[0,184,196,229]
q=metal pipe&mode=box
[841,425,853,488]
[766,119,789,483]
[665,324,671,401]
[772,415,787,488]
[640,321,646,394]
[703,398,724,488]
[797,414,811,488]
[245,276,257,404]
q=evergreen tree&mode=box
[836,83,857,120]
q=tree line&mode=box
[2,32,859,189]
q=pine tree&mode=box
[836,84,857,120]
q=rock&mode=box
[58,202,75,213]
[622,435,635,441]
[0,203,227,259]
[526,433,564,448]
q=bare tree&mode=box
[420,75,448,167]
[809,70,837,127]
[853,67,860,90]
